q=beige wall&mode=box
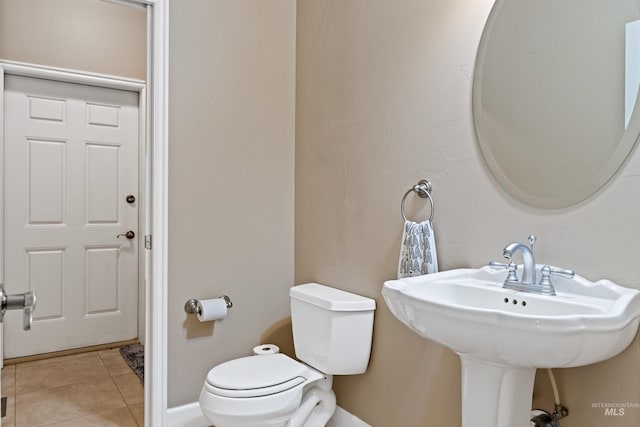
[167,0,296,406]
[4,1,640,424]
[1,0,297,410]
[296,1,640,426]
[0,1,3,58]
[0,0,145,80]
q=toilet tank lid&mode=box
[290,283,376,311]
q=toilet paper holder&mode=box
[184,295,233,315]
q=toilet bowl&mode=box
[199,283,375,427]
[199,353,332,427]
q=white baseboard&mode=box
[327,406,371,427]
[165,402,208,427]
[165,402,371,427]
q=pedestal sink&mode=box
[382,266,640,427]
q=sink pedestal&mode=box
[460,356,536,427]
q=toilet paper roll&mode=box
[196,298,228,322]
[253,344,280,355]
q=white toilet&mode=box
[199,283,376,427]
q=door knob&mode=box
[117,231,135,239]
[0,286,37,331]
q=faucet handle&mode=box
[539,265,575,296]
[553,267,574,279]
[540,265,575,280]
[489,261,508,269]
[489,261,519,283]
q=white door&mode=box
[3,75,140,358]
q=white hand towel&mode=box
[398,220,439,279]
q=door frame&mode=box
[0,1,169,425]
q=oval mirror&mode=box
[473,0,640,208]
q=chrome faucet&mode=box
[489,235,575,296]
[502,240,536,285]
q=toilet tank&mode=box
[290,283,376,375]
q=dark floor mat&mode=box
[119,344,144,384]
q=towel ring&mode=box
[401,179,435,222]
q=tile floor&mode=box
[1,349,144,426]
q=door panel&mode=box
[3,75,139,358]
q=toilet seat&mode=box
[205,353,310,398]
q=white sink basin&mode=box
[383,265,640,368]
[382,266,640,427]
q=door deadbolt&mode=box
[126,195,136,204]
[117,231,135,239]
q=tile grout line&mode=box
[7,349,143,426]
[97,349,135,417]
[126,404,144,427]
[103,347,145,426]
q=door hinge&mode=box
[145,234,152,250]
